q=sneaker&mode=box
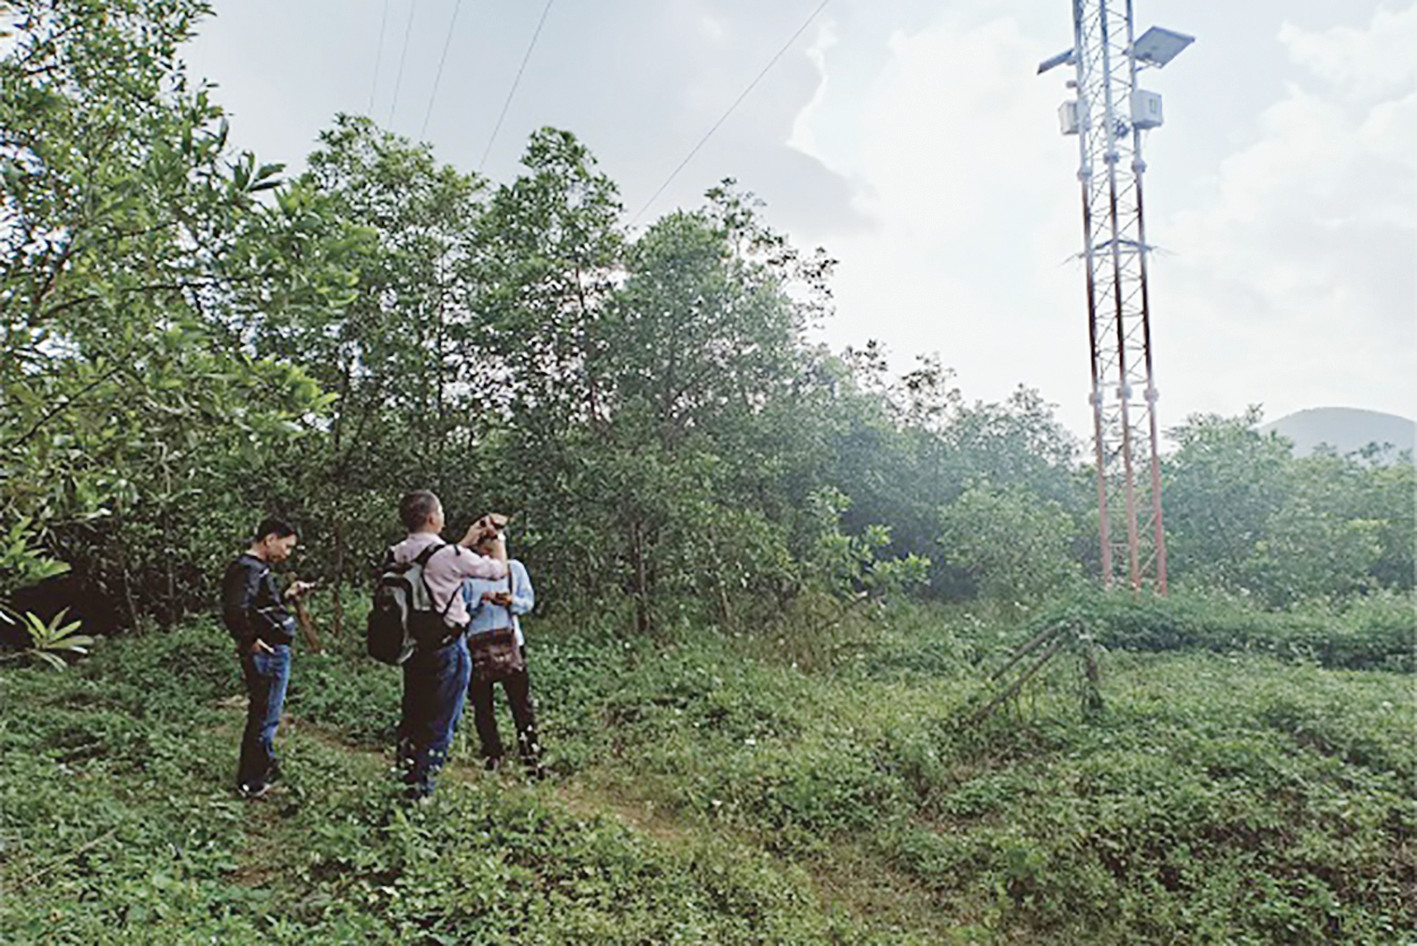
[238,783,270,800]
[483,755,504,773]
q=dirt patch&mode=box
[555,779,690,847]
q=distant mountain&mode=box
[1261,408,1414,460]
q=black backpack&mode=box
[367,543,458,665]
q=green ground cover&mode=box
[2,595,1413,943]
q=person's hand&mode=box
[481,591,512,607]
[460,519,497,547]
[250,639,275,655]
[284,580,317,600]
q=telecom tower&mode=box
[1039,4,1192,593]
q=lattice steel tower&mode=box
[1039,4,1191,593]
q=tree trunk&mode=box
[331,518,345,638]
[631,519,650,635]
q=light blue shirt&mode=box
[461,559,533,648]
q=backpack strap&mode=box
[414,542,444,567]
[505,565,515,626]
[412,542,460,623]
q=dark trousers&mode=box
[468,655,540,768]
[397,635,471,798]
[237,644,291,792]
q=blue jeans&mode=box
[397,635,471,798]
[237,643,291,792]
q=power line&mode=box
[630,0,830,226]
[419,0,466,139]
[368,0,391,115]
[479,0,555,171]
[387,0,419,129]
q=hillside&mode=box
[1262,407,1415,459]
[2,593,1412,943]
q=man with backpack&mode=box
[381,490,507,799]
[221,518,315,799]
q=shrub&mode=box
[1026,588,1415,672]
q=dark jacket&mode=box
[221,553,295,651]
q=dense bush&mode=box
[1025,588,1415,672]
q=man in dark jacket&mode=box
[221,518,314,799]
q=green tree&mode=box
[801,348,1086,599]
[937,481,1083,605]
[579,186,833,630]
[1162,409,1294,594]
[233,115,489,631]
[454,128,626,612]
[0,0,323,624]
[1164,410,1412,604]
[1362,457,1416,590]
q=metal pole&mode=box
[1072,0,1114,586]
[1098,2,1143,590]
[1056,0,1182,594]
[1125,0,1170,594]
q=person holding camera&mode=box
[461,524,542,779]
[221,518,316,799]
[386,491,507,799]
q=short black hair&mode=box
[399,491,441,532]
[254,517,298,543]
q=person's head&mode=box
[399,490,444,534]
[250,518,299,563]
[472,512,509,554]
[473,529,501,556]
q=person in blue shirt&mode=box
[461,530,543,778]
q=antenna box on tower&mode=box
[1130,90,1163,129]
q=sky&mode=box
[182,0,1415,439]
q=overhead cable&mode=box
[420,0,466,139]
[479,0,555,171]
[368,0,391,115]
[387,0,419,129]
[630,0,830,226]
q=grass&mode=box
[1,590,1413,943]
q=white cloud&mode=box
[1360,91,1417,172]
[790,10,1125,431]
[1159,3,1416,423]
[787,21,839,160]
[790,1,1415,435]
[1278,4,1417,101]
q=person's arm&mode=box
[508,561,534,616]
[447,541,508,581]
[253,570,294,647]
